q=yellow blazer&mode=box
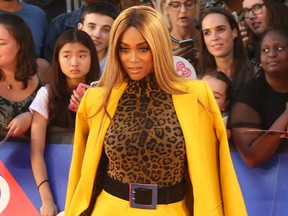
[64,79,247,216]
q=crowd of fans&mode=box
[0,0,288,215]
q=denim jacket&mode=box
[43,6,83,62]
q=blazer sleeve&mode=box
[64,88,91,212]
[202,81,247,215]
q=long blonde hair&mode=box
[97,5,186,118]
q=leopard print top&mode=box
[104,74,187,188]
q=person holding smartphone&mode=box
[157,0,202,74]
[67,2,120,113]
[29,29,100,216]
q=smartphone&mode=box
[179,39,194,48]
[68,83,91,112]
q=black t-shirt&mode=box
[229,72,288,130]
[228,72,288,152]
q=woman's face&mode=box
[202,75,228,112]
[242,0,268,37]
[0,24,19,69]
[59,42,91,83]
[261,31,288,77]
[165,0,197,29]
[118,27,153,81]
[202,13,237,59]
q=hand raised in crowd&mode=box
[238,21,249,45]
[172,45,199,67]
[69,89,84,112]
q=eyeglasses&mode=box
[168,1,196,12]
[242,3,265,18]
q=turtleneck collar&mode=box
[126,73,158,97]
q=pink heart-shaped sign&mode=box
[176,61,192,77]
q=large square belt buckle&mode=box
[129,183,158,209]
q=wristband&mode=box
[37,179,49,190]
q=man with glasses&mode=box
[240,0,288,71]
[242,0,268,37]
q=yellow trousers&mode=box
[91,190,190,216]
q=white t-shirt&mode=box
[29,84,49,119]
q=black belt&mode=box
[103,174,185,209]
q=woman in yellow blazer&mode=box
[64,6,246,216]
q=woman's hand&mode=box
[6,112,32,137]
[40,200,58,216]
[69,89,83,112]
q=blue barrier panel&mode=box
[231,152,288,216]
[1,138,288,215]
[0,141,72,215]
